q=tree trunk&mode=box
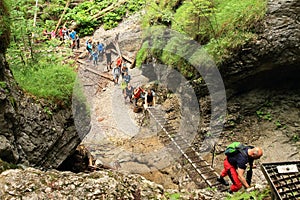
[91,0,126,20]
[54,0,71,33]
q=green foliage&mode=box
[225,188,270,200]
[141,0,267,68]
[205,32,256,64]
[292,134,299,142]
[205,0,267,64]
[10,60,76,102]
[172,0,213,42]
[275,120,282,128]
[64,0,145,34]
[6,0,78,103]
[256,109,272,121]
[165,192,181,200]
[102,12,123,30]
[135,41,149,68]
[0,81,6,88]
[212,0,267,35]
[43,107,53,116]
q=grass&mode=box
[226,188,271,200]
[10,57,76,103]
[205,0,267,64]
[141,0,267,66]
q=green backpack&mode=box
[224,142,247,156]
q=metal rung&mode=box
[204,175,218,181]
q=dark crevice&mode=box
[225,64,300,97]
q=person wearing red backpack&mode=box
[217,143,263,193]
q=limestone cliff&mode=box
[221,0,300,94]
[0,2,83,169]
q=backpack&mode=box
[113,67,120,75]
[224,142,247,157]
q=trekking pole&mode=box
[211,143,216,168]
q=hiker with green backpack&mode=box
[217,142,263,193]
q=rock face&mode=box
[221,0,300,94]
[0,2,83,168]
[0,61,83,168]
[0,53,86,169]
[0,167,228,199]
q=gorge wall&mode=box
[0,58,82,168]
[221,0,300,95]
[0,1,83,168]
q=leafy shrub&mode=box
[136,41,150,68]
[141,0,267,66]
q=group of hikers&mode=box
[85,38,156,111]
[42,26,80,50]
[111,56,156,110]
[85,38,105,66]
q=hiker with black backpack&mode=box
[217,142,263,193]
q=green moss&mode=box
[135,41,149,68]
[0,81,6,88]
[0,159,19,173]
[0,0,11,53]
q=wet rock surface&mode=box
[221,0,300,94]
[0,55,81,169]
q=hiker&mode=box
[97,42,104,61]
[132,87,145,106]
[217,143,263,193]
[144,89,156,108]
[76,35,80,49]
[116,56,123,68]
[69,29,76,49]
[58,27,63,41]
[86,39,93,61]
[69,29,76,41]
[105,48,112,71]
[50,30,56,39]
[123,83,134,103]
[121,63,128,79]
[123,71,131,85]
[62,27,69,40]
[112,65,121,85]
[92,47,98,66]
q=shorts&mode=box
[113,74,120,79]
[106,53,111,63]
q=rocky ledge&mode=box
[221,0,300,94]
[0,167,228,200]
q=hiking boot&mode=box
[217,176,229,186]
